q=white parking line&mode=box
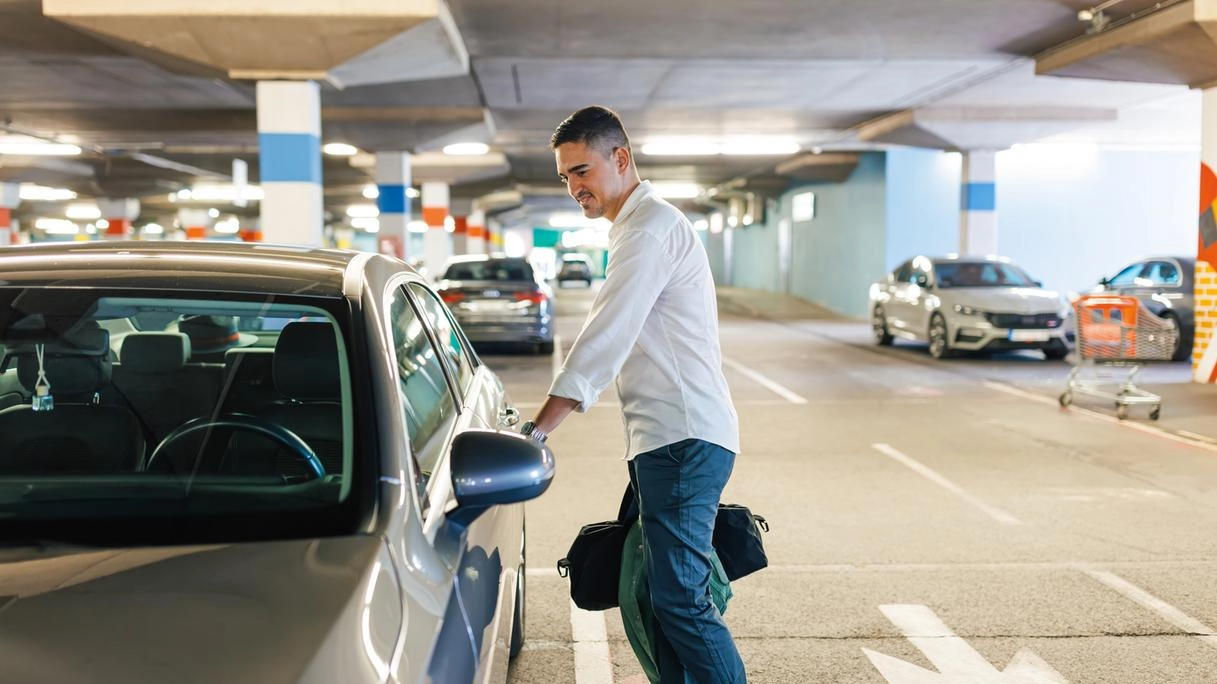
[570,601,615,684]
[1082,568,1217,650]
[871,443,1022,526]
[721,356,808,404]
[983,380,1217,455]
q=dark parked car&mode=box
[1092,255,1195,361]
[438,255,555,354]
[556,253,594,287]
[0,241,553,684]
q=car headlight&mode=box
[953,304,983,316]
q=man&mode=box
[520,105,746,684]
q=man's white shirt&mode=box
[548,180,740,459]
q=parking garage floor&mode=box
[492,283,1217,684]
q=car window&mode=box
[1148,261,1181,287]
[444,259,534,282]
[935,262,1036,288]
[388,286,458,501]
[1106,263,1147,287]
[893,262,914,283]
[408,282,475,394]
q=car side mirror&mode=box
[915,274,929,288]
[1098,277,1110,286]
[446,429,556,531]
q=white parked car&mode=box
[869,255,1074,360]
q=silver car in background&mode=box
[870,255,1074,360]
[438,255,556,355]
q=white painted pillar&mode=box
[422,181,451,272]
[97,198,139,240]
[1193,88,1217,382]
[467,206,486,255]
[959,150,998,256]
[256,80,323,246]
[0,183,19,246]
[178,208,212,240]
[375,152,411,259]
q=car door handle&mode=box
[500,406,520,427]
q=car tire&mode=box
[872,307,894,346]
[509,528,526,658]
[1164,313,1193,362]
[537,341,555,355]
[1043,347,1068,361]
[927,313,952,359]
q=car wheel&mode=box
[1043,346,1068,361]
[537,340,555,355]
[927,313,952,359]
[1164,313,1193,362]
[872,307,894,346]
[509,526,526,658]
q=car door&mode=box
[904,259,936,338]
[885,261,918,335]
[1139,259,1187,318]
[1101,262,1149,299]
[404,282,522,683]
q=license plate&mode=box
[470,300,513,311]
[1009,329,1050,342]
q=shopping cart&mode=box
[1059,294,1177,420]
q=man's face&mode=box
[555,141,623,220]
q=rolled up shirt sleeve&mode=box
[547,228,671,411]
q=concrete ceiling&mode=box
[0,0,1201,229]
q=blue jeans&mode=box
[629,439,747,684]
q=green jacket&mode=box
[617,519,733,684]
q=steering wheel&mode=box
[145,413,325,479]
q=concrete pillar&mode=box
[1194,88,1217,383]
[467,207,486,255]
[452,215,468,254]
[421,181,451,273]
[239,218,262,243]
[256,80,323,246]
[960,150,998,256]
[97,198,140,240]
[375,152,411,259]
[0,183,19,247]
[178,208,212,240]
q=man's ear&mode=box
[614,146,631,174]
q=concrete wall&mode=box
[996,146,1198,296]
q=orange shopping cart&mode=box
[1059,294,1177,420]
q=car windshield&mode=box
[0,287,360,546]
[934,261,1037,288]
[444,259,534,282]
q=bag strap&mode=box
[617,480,638,523]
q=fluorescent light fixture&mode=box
[640,137,800,156]
[442,142,489,156]
[323,142,359,156]
[19,184,77,202]
[35,218,79,234]
[350,217,380,232]
[65,203,101,220]
[178,184,265,202]
[407,220,429,233]
[96,219,110,230]
[0,135,81,156]
[693,219,709,232]
[362,184,379,199]
[650,182,702,199]
[213,217,240,234]
[142,223,165,235]
[548,213,611,229]
[207,208,220,219]
[444,216,456,233]
[406,187,420,198]
[346,204,379,219]
[640,139,720,156]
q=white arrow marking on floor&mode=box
[863,604,1068,684]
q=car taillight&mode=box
[514,290,546,304]
[440,291,465,304]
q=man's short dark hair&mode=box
[549,105,631,156]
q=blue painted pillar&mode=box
[960,150,997,256]
[375,152,411,259]
[256,81,323,245]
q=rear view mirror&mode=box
[446,429,556,529]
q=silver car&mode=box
[0,241,553,684]
[438,255,555,355]
[869,255,1074,360]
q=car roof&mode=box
[0,241,387,296]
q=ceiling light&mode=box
[362,184,379,199]
[640,139,720,156]
[640,137,800,156]
[65,203,100,220]
[179,184,265,202]
[142,223,164,235]
[323,142,359,157]
[34,218,79,234]
[346,204,379,219]
[350,217,380,232]
[213,217,240,234]
[19,184,77,202]
[720,137,801,156]
[442,142,489,156]
[650,182,703,199]
[0,136,81,156]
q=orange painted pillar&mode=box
[97,198,139,240]
[1196,88,1217,382]
[467,207,486,255]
